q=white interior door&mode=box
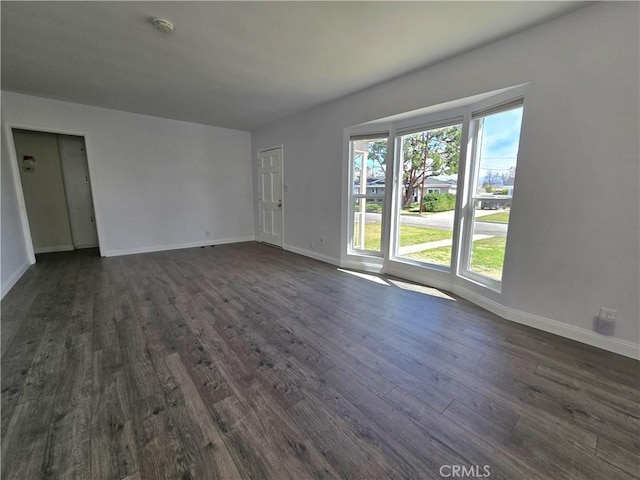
[258,147,283,247]
[59,136,99,248]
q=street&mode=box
[364,209,508,237]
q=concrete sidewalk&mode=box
[398,234,494,255]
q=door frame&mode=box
[256,145,284,247]
[5,122,105,263]
[58,135,99,249]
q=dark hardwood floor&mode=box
[1,242,638,479]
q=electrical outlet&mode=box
[595,316,615,336]
[311,240,315,249]
[595,307,616,336]
[320,237,325,245]
[599,307,616,321]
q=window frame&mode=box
[458,97,525,292]
[343,85,528,293]
[348,134,389,257]
[391,116,465,272]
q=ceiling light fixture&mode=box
[152,18,174,33]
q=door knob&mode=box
[278,200,282,208]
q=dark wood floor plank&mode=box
[325,367,496,475]
[1,397,53,480]
[91,289,123,373]
[288,397,401,480]
[534,361,640,417]
[212,385,341,480]
[596,435,640,479]
[282,357,443,479]
[174,302,344,478]
[245,383,343,480]
[381,386,544,480]
[1,243,638,480]
[18,321,70,405]
[207,393,288,480]
[509,415,633,480]
[368,328,604,455]
[0,268,40,354]
[164,352,242,479]
[37,332,94,480]
[2,265,76,434]
[278,307,458,412]
[442,399,516,444]
[90,352,139,480]
[0,353,26,436]
[133,408,191,480]
[275,315,397,398]
[43,434,91,480]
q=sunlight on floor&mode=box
[336,268,456,301]
[337,268,390,286]
[387,278,456,301]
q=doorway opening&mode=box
[12,129,99,257]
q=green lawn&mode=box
[408,236,506,280]
[468,236,507,279]
[398,225,452,246]
[354,223,451,251]
[406,245,452,266]
[352,222,382,250]
[478,211,510,224]
[355,221,506,280]
[365,203,383,213]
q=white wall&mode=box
[1,92,254,287]
[251,2,640,356]
[13,130,74,252]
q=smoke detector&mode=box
[152,18,174,33]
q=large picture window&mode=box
[345,89,526,292]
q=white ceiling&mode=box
[1,1,586,131]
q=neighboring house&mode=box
[503,175,515,196]
[353,176,456,203]
[478,175,515,209]
[353,176,386,202]
[407,177,458,203]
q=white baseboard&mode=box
[34,245,74,254]
[383,262,453,293]
[282,244,340,266]
[455,286,640,360]
[103,236,256,257]
[1,261,31,300]
[340,259,384,273]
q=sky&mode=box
[433,106,523,184]
[356,106,524,184]
[477,106,524,177]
